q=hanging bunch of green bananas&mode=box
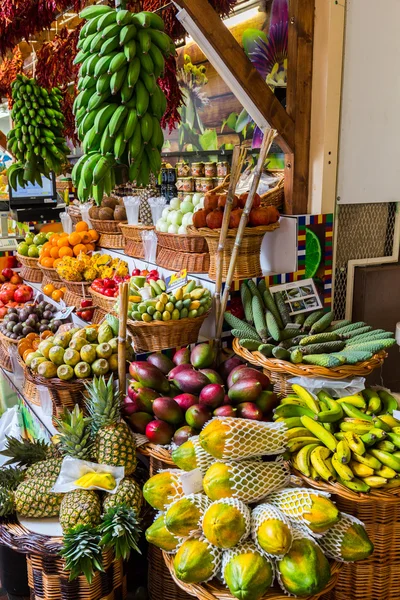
[6,74,69,191]
[72,4,171,204]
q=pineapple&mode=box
[86,375,137,475]
[103,477,143,515]
[60,489,101,533]
[14,477,63,518]
[25,457,63,480]
[0,488,15,517]
[139,188,154,226]
[56,404,94,460]
[1,436,59,467]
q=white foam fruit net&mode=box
[192,436,217,475]
[156,469,185,505]
[202,497,251,547]
[165,493,210,538]
[192,535,223,583]
[317,512,366,562]
[251,503,293,560]
[205,417,287,460]
[223,460,291,503]
[221,541,275,589]
[266,487,331,528]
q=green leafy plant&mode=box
[99,506,142,560]
[61,525,103,583]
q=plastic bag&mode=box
[141,230,158,263]
[0,406,22,467]
[235,170,280,196]
[80,203,93,229]
[60,211,73,234]
[287,376,366,398]
[52,456,124,493]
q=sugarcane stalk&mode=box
[118,281,129,396]
[215,128,278,341]
[214,144,247,327]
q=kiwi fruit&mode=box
[114,206,127,222]
[102,197,119,210]
[89,206,100,219]
[98,207,114,220]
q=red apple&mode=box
[2,268,14,280]
[131,268,141,276]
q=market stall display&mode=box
[89,196,127,249]
[17,231,46,283]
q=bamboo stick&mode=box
[118,281,129,396]
[215,128,278,340]
[214,144,247,327]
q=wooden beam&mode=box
[285,0,315,214]
[0,131,7,153]
[173,0,295,154]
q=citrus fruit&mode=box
[25,235,34,246]
[73,244,87,256]
[305,228,322,279]
[52,289,64,301]
[42,257,55,268]
[28,245,39,258]
[50,247,60,259]
[57,237,70,248]
[68,232,82,246]
[75,221,89,232]
[17,242,29,256]
[88,229,99,241]
[59,246,73,258]
[43,283,55,296]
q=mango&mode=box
[199,419,230,459]
[147,352,175,375]
[203,462,234,500]
[165,495,203,537]
[256,518,292,557]
[277,538,331,597]
[190,343,215,369]
[223,544,273,600]
[304,494,340,534]
[172,369,209,395]
[230,367,270,390]
[220,358,245,383]
[173,347,190,365]
[173,537,220,584]
[129,361,170,394]
[199,368,224,385]
[202,500,249,548]
[143,471,183,511]
[146,515,181,552]
[228,380,263,405]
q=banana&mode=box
[372,417,392,432]
[380,414,400,429]
[92,104,114,135]
[136,80,150,116]
[338,477,370,493]
[96,73,112,95]
[300,415,337,451]
[275,417,303,429]
[141,113,153,143]
[378,390,398,414]
[87,91,108,112]
[147,29,172,56]
[120,24,137,46]
[295,443,321,477]
[287,437,322,453]
[123,109,138,142]
[368,427,387,440]
[82,126,100,153]
[81,15,102,37]
[138,29,152,54]
[100,125,114,154]
[310,446,335,482]
[336,395,366,409]
[150,85,167,119]
[103,168,112,196]
[149,43,165,78]
[90,30,104,54]
[362,476,388,488]
[97,11,117,32]
[71,153,89,186]
[293,385,320,413]
[109,106,127,138]
[336,439,351,464]
[331,453,354,481]
[274,405,317,420]
[352,452,382,470]
[127,58,141,89]
[92,154,114,186]
[363,389,382,414]
[132,11,165,31]
[128,159,141,182]
[349,460,374,478]
[108,52,128,75]
[393,428,400,435]
[99,36,121,57]
[124,39,137,62]
[113,130,126,159]
[140,71,157,95]
[111,66,127,95]
[376,440,396,452]
[81,152,101,189]
[375,465,398,479]
[341,402,372,421]
[317,396,344,423]
[281,398,307,407]
[138,150,150,186]
[94,53,118,78]
[360,432,378,447]
[73,49,90,66]
[79,5,114,19]
[120,78,134,104]
[383,479,400,489]
[146,147,161,173]
[116,9,134,26]
[92,180,104,206]
[128,124,142,158]
[340,421,372,435]
[86,54,102,77]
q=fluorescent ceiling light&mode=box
[223,7,259,28]
[175,6,270,132]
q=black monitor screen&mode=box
[9,172,57,207]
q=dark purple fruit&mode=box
[173,426,196,446]
[228,379,262,404]
[172,369,209,395]
[153,397,184,425]
[173,347,191,365]
[230,367,270,390]
[227,364,248,388]
[147,352,175,375]
[199,384,225,409]
[168,364,193,380]
[214,405,237,418]
[219,356,245,382]
[127,412,153,434]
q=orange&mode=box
[32,339,40,351]
[88,229,99,242]
[26,333,38,341]
[75,221,89,232]
[57,237,70,248]
[50,247,60,259]
[85,243,95,252]
[41,247,51,258]
[73,244,87,256]
[18,342,32,357]
[40,330,52,339]
[23,348,34,362]
[50,233,60,245]
[68,232,82,246]
[52,289,63,301]
[53,258,62,268]
[60,232,69,237]
[43,283,55,296]
[59,246,73,258]
[80,232,92,244]
[60,286,67,292]
[42,257,55,268]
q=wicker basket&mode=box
[90,218,127,234]
[188,223,279,281]
[0,329,19,346]
[89,286,118,313]
[156,231,208,253]
[39,263,61,282]
[16,252,40,269]
[162,552,341,600]
[119,223,154,242]
[91,307,108,325]
[0,522,126,600]
[64,288,85,309]
[157,247,210,273]
[209,171,284,209]
[233,338,387,396]
[292,471,400,600]
[138,443,174,469]
[98,232,125,249]
[68,202,83,226]
[22,378,40,405]
[60,278,92,296]
[0,340,12,370]
[20,265,43,283]
[127,312,209,352]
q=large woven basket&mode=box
[90,218,127,234]
[0,339,12,370]
[98,232,125,249]
[162,552,341,600]
[21,265,43,283]
[60,278,92,296]
[119,223,154,242]
[68,202,83,226]
[233,338,387,397]
[127,312,209,352]
[39,263,61,282]
[156,231,208,253]
[89,286,118,313]
[16,252,40,269]
[209,171,284,209]
[138,443,174,469]
[157,247,210,273]
[64,288,85,309]
[188,223,279,281]
[292,471,400,600]
[125,238,145,259]
[0,522,126,600]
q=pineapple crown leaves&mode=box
[60,525,104,584]
[85,375,122,434]
[0,467,25,491]
[99,506,142,561]
[55,404,94,460]
[0,487,15,518]
[0,436,53,467]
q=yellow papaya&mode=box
[257,519,292,557]
[202,499,250,549]
[145,515,181,552]
[223,543,273,600]
[268,489,340,534]
[143,471,183,511]
[304,494,340,533]
[165,495,204,537]
[203,462,234,500]
[173,537,221,583]
[318,514,374,562]
[199,419,230,459]
[171,440,197,471]
[277,538,331,597]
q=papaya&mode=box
[223,543,273,600]
[304,494,340,534]
[173,537,221,583]
[202,500,250,549]
[341,523,373,561]
[145,515,181,552]
[199,419,230,459]
[277,538,331,597]
[268,489,340,534]
[172,439,197,470]
[165,495,204,537]
[256,518,292,557]
[203,462,234,500]
[143,471,183,511]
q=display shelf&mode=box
[28,280,90,328]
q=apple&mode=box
[178,225,187,235]
[168,224,179,234]
[182,212,193,227]
[192,193,202,206]
[170,197,181,210]
[131,268,141,276]
[162,207,171,220]
[170,210,183,226]
[181,200,194,214]
[2,268,14,280]
[167,210,177,225]
[184,195,192,203]
[157,219,169,233]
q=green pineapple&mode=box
[25,457,63,480]
[0,488,15,517]
[99,505,141,560]
[14,477,62,518]
[86,375,137,475]
[1,436,59,467]
[60,489,102,533]
[56,404,94,460]
[103,477,142,515]
[61,525,103,584]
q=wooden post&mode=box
[118,281,129,396]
